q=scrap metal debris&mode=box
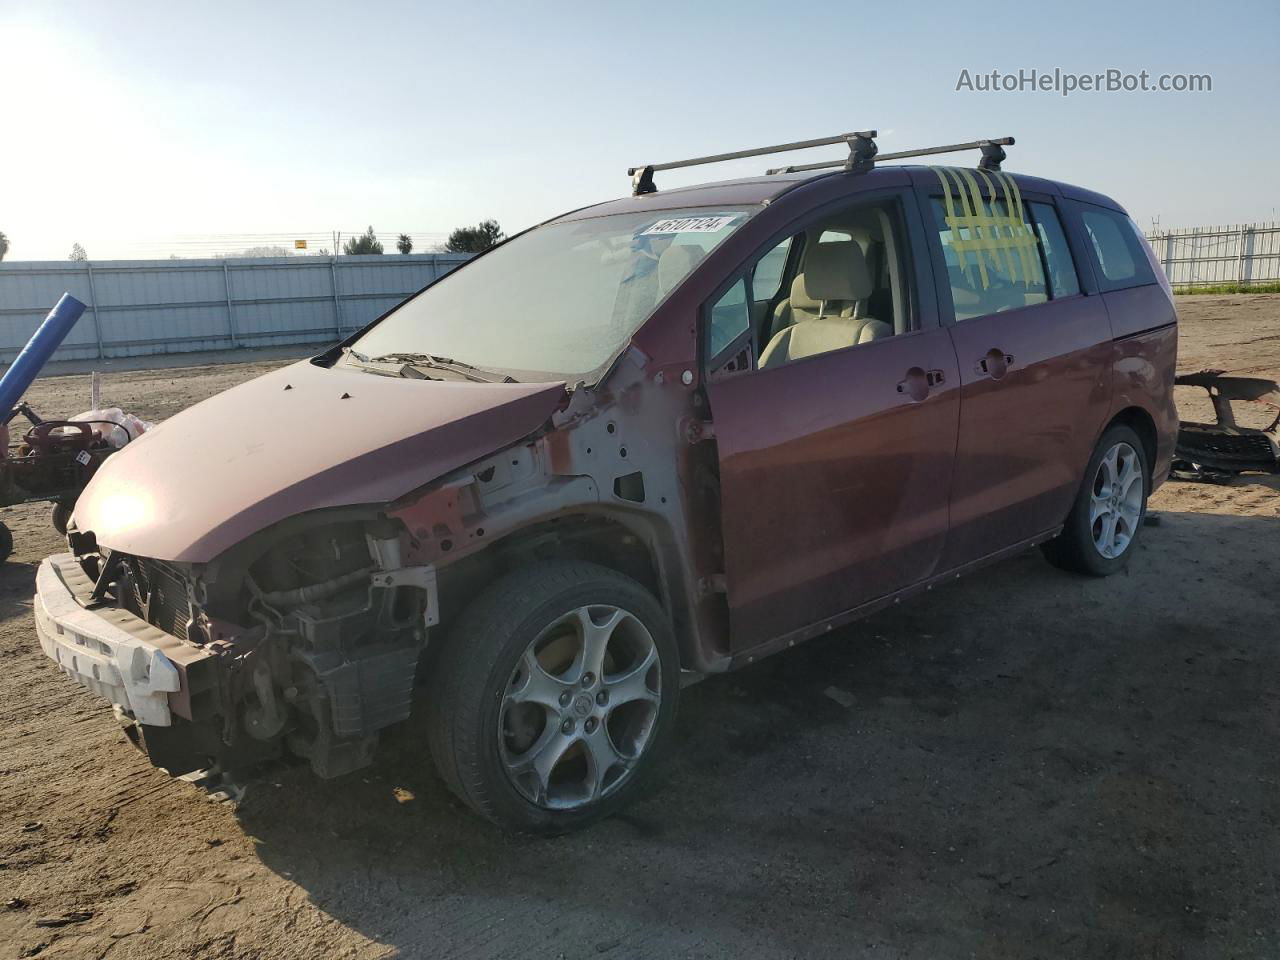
[34,910,94,928]
[1172,370,1280,482]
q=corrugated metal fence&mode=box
[1145,222,1280,289]
[0,253,471,362]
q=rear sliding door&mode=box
[915,171,1113,570]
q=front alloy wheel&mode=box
[501,604,661,810]
[426,561,678,833]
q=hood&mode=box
[74,360,566,562]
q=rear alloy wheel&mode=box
[1088,441,1145,560]
[1042,424,1150,576]
[426,562,678,833]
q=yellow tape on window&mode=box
[933,166,1044,291]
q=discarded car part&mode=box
[1172,370,1280,480]
[0,295,146,558]
[0,293,86,416]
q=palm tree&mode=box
[0,231,8,262]
[397,233,413,255]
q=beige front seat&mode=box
[760,241,891,368]
[656,243,706,296]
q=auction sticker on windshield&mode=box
[642,215,740,235]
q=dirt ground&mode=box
[2,296,1278,960]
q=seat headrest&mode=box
[801,240,872,303]
[657,244,706,296]
[789,272,819,311]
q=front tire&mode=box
[426,561,679,833]
[1042,424,1150,576]
[51,503,71,536]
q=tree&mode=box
[223,245,294,259]
[444,219,504,253]
[396,233,413,255]
[0,231,8,261]
[69,243,88,261]
[343,226,384,256]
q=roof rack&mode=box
[626,132,1014,195]
[628,130,878,196]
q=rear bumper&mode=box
[34,553,187,726]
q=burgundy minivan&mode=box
[34,134,1177,832]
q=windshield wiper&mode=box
[339,347,435,380]
[368,352,517,383]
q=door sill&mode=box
[727,526,1063,669]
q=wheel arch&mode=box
[1105,405,1159,476]
[432,507,702,670]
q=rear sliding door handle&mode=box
[976,349,1015,379]
[896,367,946,402]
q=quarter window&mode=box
[1080,207,1157,290]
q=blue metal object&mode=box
[0,293,87,423]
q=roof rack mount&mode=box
[767,137,1014,176]
[626,132,1014,195]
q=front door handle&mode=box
[976,348,1015,380]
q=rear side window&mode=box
[1079,207,1156,290]
[930,191,1047,322]
[1029,202,1080,299]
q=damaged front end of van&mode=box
[34,360,585,780]
[32,203,746,791]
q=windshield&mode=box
[348,206,756,381]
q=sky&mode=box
[0,0,1276,261]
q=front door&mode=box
[704,190,960,651]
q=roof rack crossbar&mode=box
[766,136,1015,175]
[628,130,877,195]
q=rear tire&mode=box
[425,561,679,834]
[0,522,11,563]
[1042,424,1150,576]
